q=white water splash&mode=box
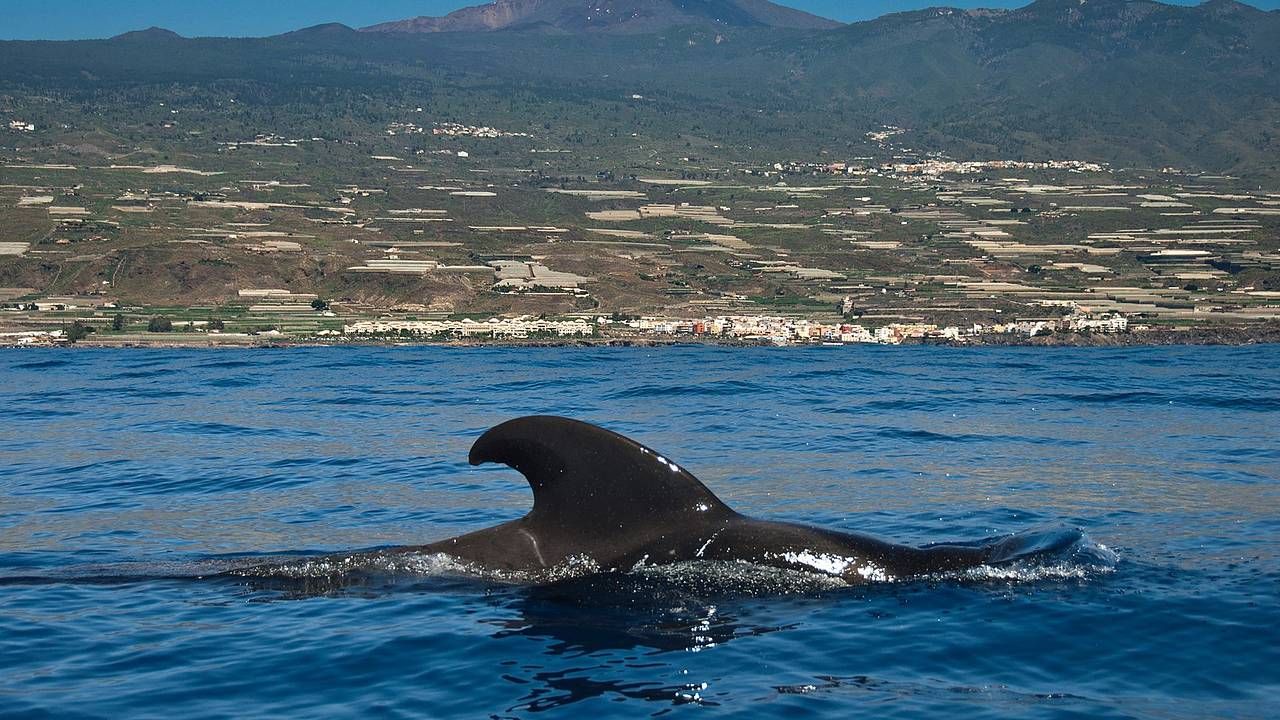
[764,551,893,582]
[229,532,1117,592]
[635,560,851,595]
[232,550,603,585]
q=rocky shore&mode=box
[6,323,1279,350]
[947,324,1280,348]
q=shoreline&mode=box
[6,326,1280,350]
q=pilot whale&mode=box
[377,416,1029,584]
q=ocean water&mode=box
[1,345,1277,719]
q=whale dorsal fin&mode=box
[468,416,737,537]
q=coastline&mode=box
[931,324,1280,348]
[7,324,1278,350]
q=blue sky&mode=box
[2,1,1275,41]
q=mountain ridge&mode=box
[110,27,184,41]
[361,0,842,34]
[2,0,1277,177]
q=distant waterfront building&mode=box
[1066,313,1129,333]
[344,317,593,339]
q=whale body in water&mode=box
[372,416,1036,584]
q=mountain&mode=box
[362,0,842,34]
[110,27,184,41]
[280,23,360,40]
[0,1,1277,176]
[793,0,1280,170]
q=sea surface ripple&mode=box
[1,345,1277,718]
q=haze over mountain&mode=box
[363,0,842,33]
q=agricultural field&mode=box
[2,76,1278,345]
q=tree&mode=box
[111,313,124,331]
[310,299,329,311]
[208,318,225,330]
[148,316,173,333]
[65,321,94,343]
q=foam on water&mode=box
[201,527,1119,600]
[230,550,606,587]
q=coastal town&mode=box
[3,106,1279,348]
[342,309,1130,344]
[0,294,1221,348]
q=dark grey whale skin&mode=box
[396,417,1011,583]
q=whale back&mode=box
[468,416,737,541]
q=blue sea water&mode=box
[1,345,1277,719]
